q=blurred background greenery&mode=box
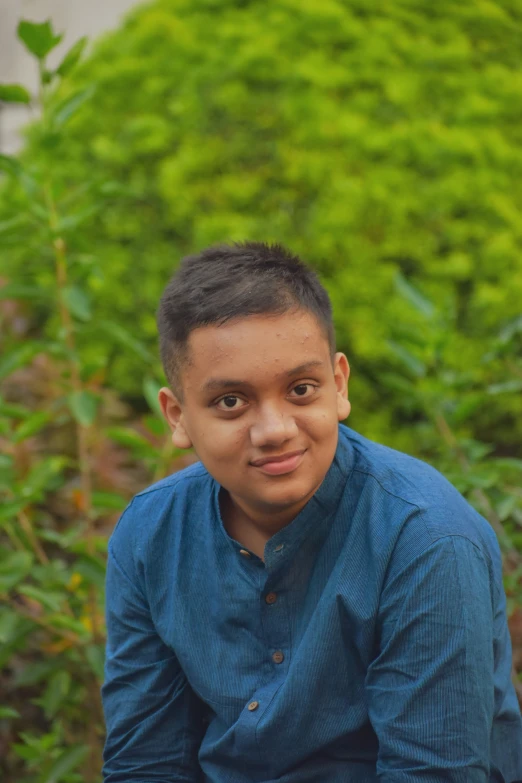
[1,1,521,780]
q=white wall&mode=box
[0,0,139,152]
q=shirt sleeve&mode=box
[102,513,205,783]
[366,534,495,782]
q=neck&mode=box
[219,491,306,560]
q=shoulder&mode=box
[134,459,210,503]
[338,425,501,568]
[108,460,213,566]
[341,423,456,511]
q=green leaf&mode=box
[0,552,33,593]
[0,500,27,524]
[0,609,19,643]
[47,614,90,638]
[56,37,88,77]
[28,200,48,221]
[0,706,20,719]
[14,660,60,687]
[62,285,91,322]
[143,376,163,417]
[40,671,71,719]
[18,586,64,613]
[53,85,95,128]
[486,380,522,395]
[39,528,82,550]
[0,283,49,301]
[0,619,32,668]
[67,390,99,427]
[75,554,107,590]
[42,744,88,783]
[491,458,522,471]
[19,456,68,499]
[0,453,13,474]
[0,398,28,419]
[496,495,518,522]
[13,739,39,762]
[144,414,168,437]
[0,84,31,104]
[0,215,28,238]
[100,320,154,362]
[38,129,61,151]
[12,411,51,444]
[498,315,522,345]
[41,68,54,86]
[386,340,426,377]
[17,20,63,59]
[106,426,158,456]
[85,643,105,680]
[0,153,23,177]
[92,491,127,511]
[0,343,42,381]
[57,205,99,232]
[0,154,38,196]
[394,272,435,319]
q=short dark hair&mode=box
[157,241,335,393]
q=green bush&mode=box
[0,21,182,782]
[1,5,522,781]
[2,0,522,455]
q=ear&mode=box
[158,387,193,449]
[333,353,351,422]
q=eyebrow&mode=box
[202,360,326,393]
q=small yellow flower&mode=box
[68,573,83,591]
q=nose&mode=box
[250,403,298,449]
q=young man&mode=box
[102,242,522,782]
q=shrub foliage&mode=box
[1,3,522,781]
[3,0,522,449]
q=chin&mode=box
[257,478,319,511]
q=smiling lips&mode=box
[250,449,306,476]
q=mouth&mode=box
[250,449,306,476]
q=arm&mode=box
[366,535,495,782]
[102,534,205,782]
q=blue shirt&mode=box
[102,424,522,782]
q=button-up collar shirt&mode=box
[102,425,522,782]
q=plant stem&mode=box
[18,509,49,564]
[37,81,104,781]
[44,183,101,650]
[3,522,26,553]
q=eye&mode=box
[215,395,248,412]
[289,383,318,400]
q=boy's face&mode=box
[159,310,350,529]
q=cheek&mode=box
[299,404,338,433]
[194,418,249,458]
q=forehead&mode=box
[182,311,330,389]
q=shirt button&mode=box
[247,701,259,711]
[272,650,284,664]
[239,549,251,558]
[265,592,277,605]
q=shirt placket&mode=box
[225,543,292,772]
[260,553,292,687]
